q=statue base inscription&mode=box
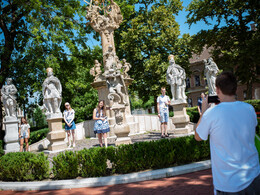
[170,102,191,135]
[3,117,19,153]
[46,117,67,152]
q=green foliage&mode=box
[51,136,210,179]
[115,0,193,102]
[29,128,49,145]
[186,0,260,99]
[32,106,47,128]
[244,99,260,112]
[186,107,200,123]
[130,95,154,110]
[0,152,49,181]
[256,119,260,137]
[78,147,115,177]
[0,140,4,157]
[52,151,78,180]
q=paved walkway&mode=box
[2,169,213,195]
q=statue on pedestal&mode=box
[122,59,131,78]
[204,57,219,95]
[90,60,102,81]
[42,68,62,116]
[1,78,17,117]
[166,55,187,102]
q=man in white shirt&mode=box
[195,72,260,194]
[157,87,171,138]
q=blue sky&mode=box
[84,0,220,48]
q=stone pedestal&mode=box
[3,116,19,153]
[46,116,67,152]
[170,101,191,135]
[112,122,132,146]
[91,79,139,138]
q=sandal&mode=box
[165,134,169,137]
[161,135,165,138]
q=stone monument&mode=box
[1,78,20,153]
[204,57,219,95]
[86,0,138,144]
[42,68,66,151]
[166,55,190,134]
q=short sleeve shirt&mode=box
[20,124,30,135]
[157,95,170,112]
[196,101,260,192]
[63,109,75,122]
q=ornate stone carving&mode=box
[42,68,62,118]
[166,55,187,102]
[90,60,103,81]
[204,57,219,95]
[122,59,131,78]
[1,78,17,117]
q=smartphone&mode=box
[208,95,220,104]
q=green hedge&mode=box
[244,99,260,112]
[52,136,210,179]
[29,128,49,145]
[0,152,49,181]
[186,107,200,123]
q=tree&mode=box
[186,0,260,99]
[32,106,47,128]
[0,0,89,136]
[114,0,193,110]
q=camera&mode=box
[208,95,220,104]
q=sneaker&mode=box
[73,142,76,147]
[68,143,71,148]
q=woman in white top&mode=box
[63,102,76,148]
[19,117,30,152]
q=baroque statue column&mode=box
[86,0,139,144]
[1,78,20,153]
[42,68,67,152]
[166,55,191,134]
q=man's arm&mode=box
[195,95,210,141]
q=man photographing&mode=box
[195,72,260,194]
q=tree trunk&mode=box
[154,96,158,113]
[246,79,253,100]
[0,94,4,140]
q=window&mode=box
[195,75,200,86]
[186,78,190,88]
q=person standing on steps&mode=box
[19,117,30,152]
[63,102,76,148]
[157,87,171,138]
[93,100,110,147]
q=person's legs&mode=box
[103,133,108,148]
[164,122,168,136]
[164,112,169,136]
[25,138,29,151]
[98,133,103,147]
[67,131,71,147]
[71,129,75,147]
[20,138,24,152]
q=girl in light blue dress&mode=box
[63,102,76,148]
[93,100,110,147]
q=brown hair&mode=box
[96,100,106,116]
[216,71,237,96]
[21,117,28,124]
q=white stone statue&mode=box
[42,68,62,116]
[122,59,131,78]
[204,57,219,95]
[166,55,187,102]
[90,60,102,81]
[1,78,17,117]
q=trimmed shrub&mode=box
[52,151,78,180]
[0,152,49,181]
[78,147,115,177]
[29,128,49,145]
[186,107,200,123]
